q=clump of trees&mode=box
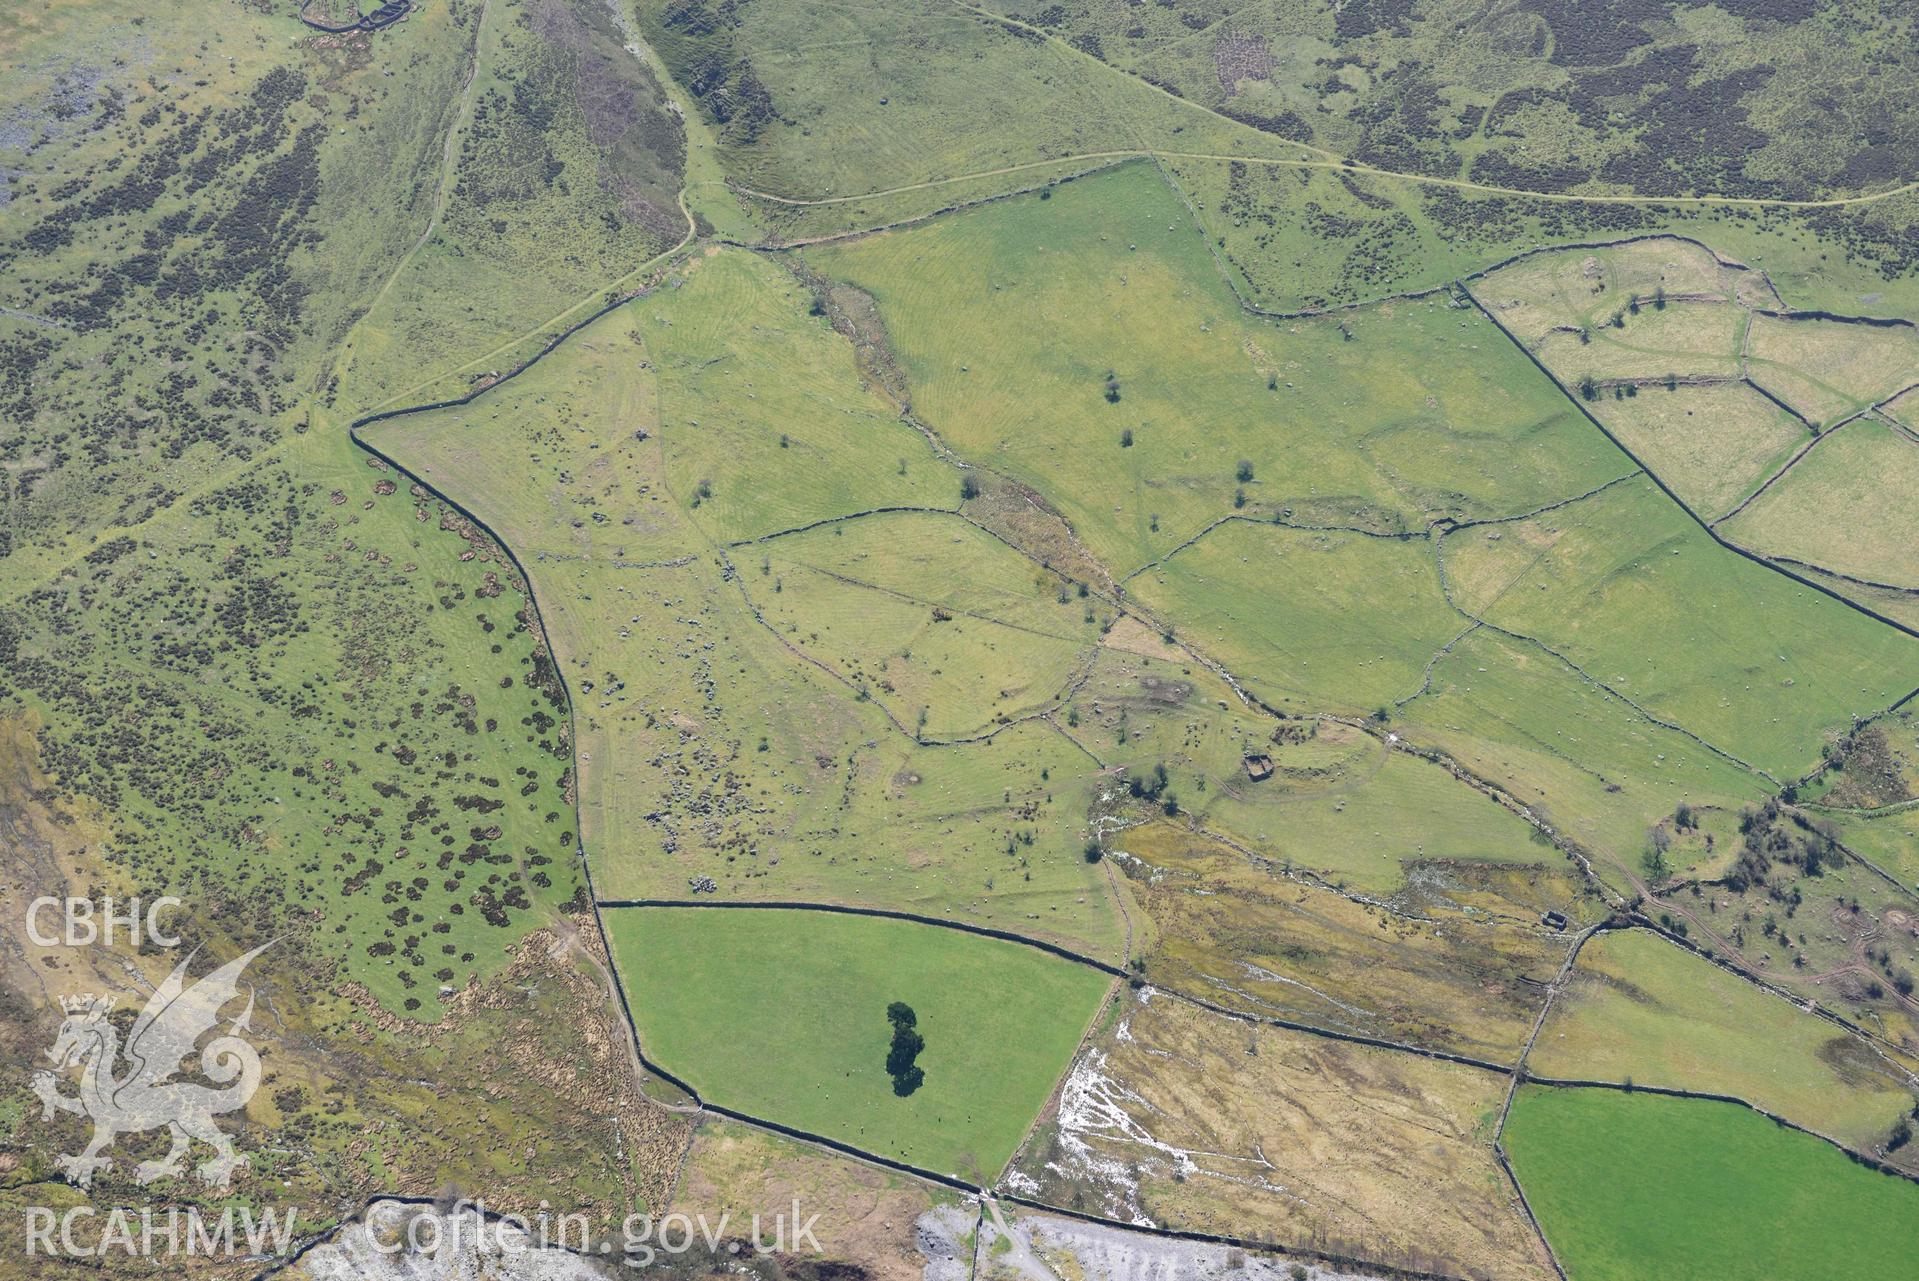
[1729,800,1839,890]
[1127,762,1177,815]
[885,1002,925,1096]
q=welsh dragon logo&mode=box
[32,942,271,1190]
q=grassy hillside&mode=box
[1440,477,1919,778]
[1726,418,1919,590]
[1534,929,1918,1155]
[1397,629,1770,889]
[369,257,1127,957]
[1126,520,1461,715]
[810,162,1632,576]
[980,0,1919,200]
[330,0,688,413]
[0,0,699,1244]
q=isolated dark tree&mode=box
[885,1002,926,1095]
[1643,843,1671,882]
[1235,459,1254,482]
[886,1029,924,1077]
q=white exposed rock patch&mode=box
[1004,1206,1369,1281]
[915,1203,975,1281]
[287,1200,622,1281]
[1042,1017,1301,1228]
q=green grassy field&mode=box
[808,162,1632,576]
[1725,418,1919,590]
[1505,1086,1919,1281]
[1835,807,1919,889]
[1398,629,1770,890]
[1533,929,1917,1150]
[1478,239,1740,350]
[1583,384,1807,522]
[1055,635,1287,773]
[1440,477,1919,778]
[1535,303,1744,384]
[1126,520,1462,715]
[1743,372,1862,433]
[1474,239,1919,578]
[646,253,960,542]
[1479,244,1919,440]
[16,0,1919,1265]
[1747,315,1919,430]
[1888,386,1919,429]
[758,511,1096,739]
[605,906,1112,1180]
[1202,742,1551,895]
[1790,563,1919,633]
[1052,633,1558,896]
